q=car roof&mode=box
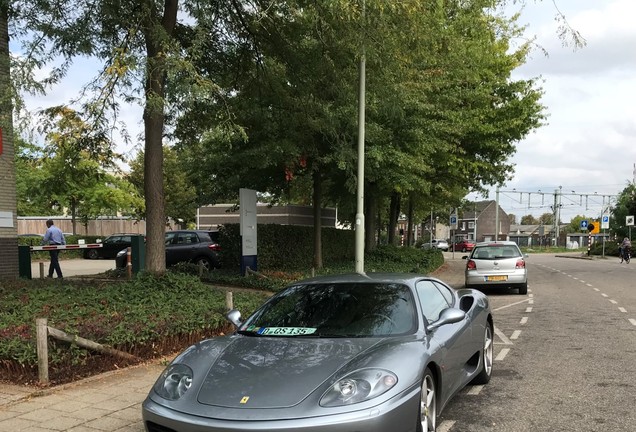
[474,241,519,247]
[290,272,446,287]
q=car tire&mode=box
[518,283,528,295]
[462,247,467,252]
[194,256,213,272]
[471,324,493,385]
[86,249,100,260]
[416,367,437,432]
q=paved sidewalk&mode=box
[0,255,467,432]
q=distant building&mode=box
[455,200,510,243]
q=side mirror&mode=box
[226,309,242,328]
[427,308,466,331]
[462,255,468,260]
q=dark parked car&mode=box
[142,272,493,432]
[84,233,145,259]
[116,230,220,270]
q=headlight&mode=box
[153,364,193,400]
[320,369,398,407]
[116,249,127,258]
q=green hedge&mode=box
[219,223,356,271]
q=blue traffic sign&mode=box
[580,220,588,229]
[602,215,609,223]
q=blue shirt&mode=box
[42,225,66,245]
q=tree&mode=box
[128,146,197,226]
[610,183,636,239]
[520,214,539,225]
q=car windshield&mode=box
[239,282,417,338]
[472,245,520,260]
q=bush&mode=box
[0,273,270,385]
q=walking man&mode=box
[42,219,66,278]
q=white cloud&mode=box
[480,0,636,220]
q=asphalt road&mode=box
[30,257,116,278]
[438,253,636,432]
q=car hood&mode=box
[197,336,380,409]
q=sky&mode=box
[468,0,636,222]
[17,1,636,223]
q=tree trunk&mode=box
[387,192,401,245]
[141,0,178,274]
[312,169,323,269]
[365,182,378,252]
[406,197,414,247]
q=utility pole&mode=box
[495,188,500,241]
[354,0,366,274]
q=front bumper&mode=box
[142,388,420,432]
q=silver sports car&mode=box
[142,273,493,432]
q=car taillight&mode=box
[515,259,525,269]
[208,244,221,251]
[467,260,476,270]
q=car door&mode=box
[165,232,199,266]
[415,280,473,400]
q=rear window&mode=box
[472,245,521,260]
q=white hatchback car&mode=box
[464,241,528,294]
[422,239,449,251]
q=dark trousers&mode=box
[48,250,63,278]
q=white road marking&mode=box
[525,307,533,313]
[528,293,534,298]
[510,330,521,340]
[495,348,510,361]
[438,421,456,432]
[579,280,586,284]
[494,326,514,345]
[601,293,608,298]
[619,307,627,313]
[593,288,600,292]
[629,319,636,326]
[493,298,530,311]
[572,277,579,280]
[520,317,528,325]
[586,283,593,287]
[609,300,618,304]
[528,299,534,305]
[467,385,483,395]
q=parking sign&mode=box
[627,215,635,226]
[450,214,458,230]
[601,215,610,229]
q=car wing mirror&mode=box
[226,309,243,328]
[427,308,466,332]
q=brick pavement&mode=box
[0,254,466,432]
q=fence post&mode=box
[126,247,132,279]
[39,262,45,279]
[226,291,233,311]
[36,318,49,385]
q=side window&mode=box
[186,233,199,244]
[105,236,120,244]
[121,236,131,243]
[165,232,176,245]
[415,280,451,323]
[432,281,454,306]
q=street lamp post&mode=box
[354,0,366,274]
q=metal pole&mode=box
[473,201,477,241]
[495,188,500,241]
[354,0,366,274]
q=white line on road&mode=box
[593,288,600,292]
[609,300,618,304]
[467,385,484,395]
[580,280,586,284]
[520,317,528,325]
[601,293,608,298]
[586,284,593,287]
[629,319,636,326]
[528,293,534,298]
[493,298,530,311]
[510,330,521,340]
[619,307,627,313]
[438,421,456,432]
[494,327,514,345]
[525,307,533,313]
[495,348,510,361]
[528,299,534,305]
